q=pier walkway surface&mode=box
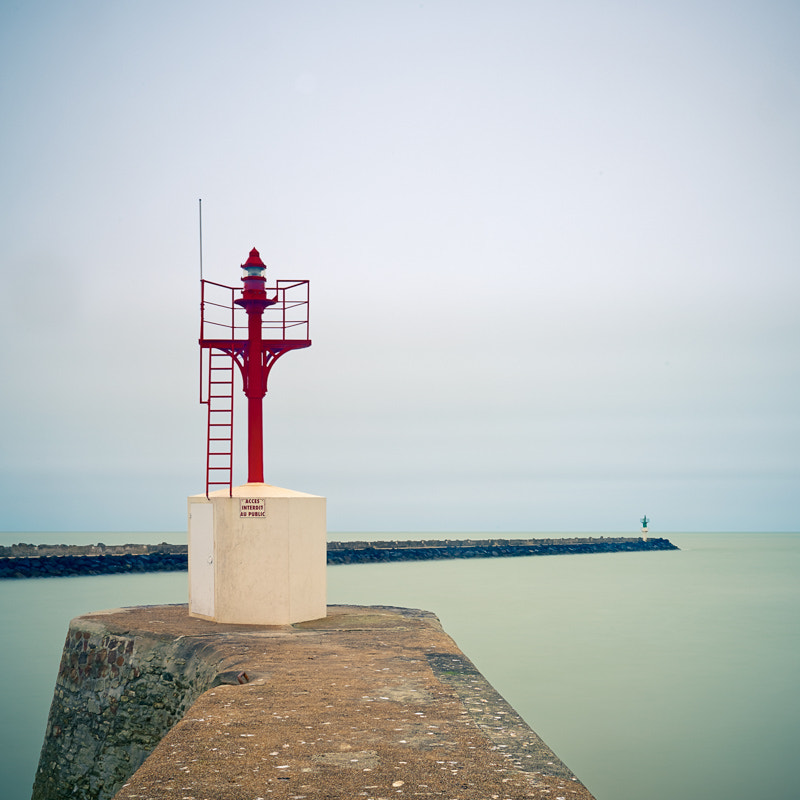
[35,604,596,800]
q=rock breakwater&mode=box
[1,537,677,578]
[327,536,677,564]
[0,543,187,579]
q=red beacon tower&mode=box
[190,247,324,626]
[199,248,310,494]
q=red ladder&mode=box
[204,349,234,496]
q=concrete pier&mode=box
[33,604,596,800]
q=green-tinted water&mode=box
[1,533,797,800]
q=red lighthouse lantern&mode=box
[199,248,310,494]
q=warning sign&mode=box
[239,498,265,518]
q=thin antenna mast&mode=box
[198,198,204,281]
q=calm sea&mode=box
[0,532,797,800]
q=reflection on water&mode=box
[1,533,797,800]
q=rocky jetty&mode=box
[0,536,677,578]
[327,536,677,564]
[0,543,187,579]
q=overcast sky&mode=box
[1,0,798,533]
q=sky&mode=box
[1,0,798,533]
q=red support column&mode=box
[245,303,265,483]
[236,248,272,485]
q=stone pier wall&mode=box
[31,610,231,800]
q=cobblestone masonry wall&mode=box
[31,612,233,800]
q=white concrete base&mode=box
[188,483,327,625]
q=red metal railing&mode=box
[200,279,310,344]
[198,278,310,496]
